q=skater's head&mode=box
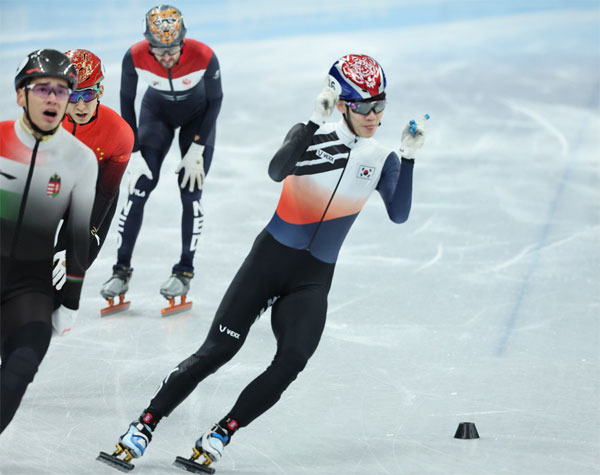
[328,54,386,138]
[144,5,185,69]
[15,49,77,138]
[64,49,104,125]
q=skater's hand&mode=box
[176,143,205,192]
[52,305,78,336]
[52,250,66,290]
[309,79,339,125]
[127,151,153,195]
[400,114,429,159]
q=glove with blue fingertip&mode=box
[400,114,429,160]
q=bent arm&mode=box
[268,121,319,182]
[376,153,414,223]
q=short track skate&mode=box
[173,446,216,473]
[161,294,193,316]
[101,294,131,316]
[97,443,136,472]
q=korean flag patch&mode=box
[357,166,374,180]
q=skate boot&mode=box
[97,421,152,472]
[173,423,230,474]
[100,265,133,316]
[160,270,193,316]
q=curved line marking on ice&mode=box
[415,243,443,272]
[491,243,537,272]
[502,99,569,157]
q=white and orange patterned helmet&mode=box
[144,5,186,47]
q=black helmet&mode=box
[143,5,186,47]
[15,49,78,91]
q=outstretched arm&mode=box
[120,49,140,152]
[62,157,98,310]
[189,53,223,174]
[91,126,133,236]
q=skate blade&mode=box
[101,295,130,317]
[173,455,215,474]
[97,450,135,472]
[161,295,192,317]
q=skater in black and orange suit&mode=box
[98,53,429,473]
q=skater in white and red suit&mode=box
[100,4,223,304]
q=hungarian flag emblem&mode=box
[47,174,61,197]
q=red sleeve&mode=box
[90,106,134,230]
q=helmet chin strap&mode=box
[23,91,64,138]
[343,105,359,137]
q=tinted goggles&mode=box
[150,44,182,56]
[345,99,386,115]
[68,87,101,103]
[25,83,70,100]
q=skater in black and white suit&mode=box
[100,54,428,472]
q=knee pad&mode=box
[1,321,51,363]
[191,341,238,375]
[133,174,158,195]
[2,347,40,387]
[0,345,43,432]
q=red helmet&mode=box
[64,49,104,89]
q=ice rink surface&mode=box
[1,1,599,474]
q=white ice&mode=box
[0,1,599,474]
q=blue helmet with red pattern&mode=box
[328,54,386,101]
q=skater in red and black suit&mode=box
[0,50,97,433]
[100,4,223,310]
[98,54,429,472]
[52,49,134,314]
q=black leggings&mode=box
[116,102,214,274]
[0,292,53,433]
[147,230,335,428]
